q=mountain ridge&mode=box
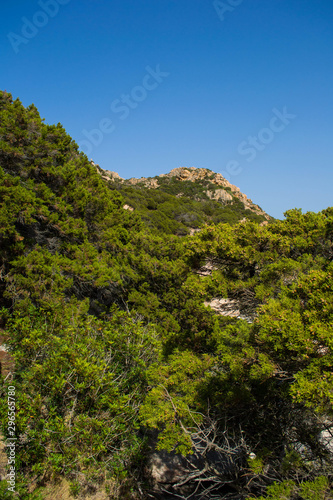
[93,163,270,226]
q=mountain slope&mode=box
[95,164,270,235]
[0,91,332,500]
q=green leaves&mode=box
[253,263,333,413]
[1,90,333,497]
[1,304,161,482]
[251,477,331,500]
[140,351,213,454]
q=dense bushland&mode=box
[110,174,266,236]
[0,91,332,499]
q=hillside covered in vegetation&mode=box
[0,90,332,499]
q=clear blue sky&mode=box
[1,0,333,218]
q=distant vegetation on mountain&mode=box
[0,90,332,499]
[97,164,269,235]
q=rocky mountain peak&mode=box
[93,163,270,219]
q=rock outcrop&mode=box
[0,334,14,379]
[204,297,255,322]
[93,163,270,219]
[147,428,247,499]
[206,188,233,202]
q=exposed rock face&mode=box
[91,162,124,181]
[318,426,333,454]
[101,171,123,181]
[93,164,270,219]
[147,430,246,499]
[196,259,219,276]
[122,204,134,211]
[204,297,257,322]
[205,298,241,318]
[0,335,14,378]
[127,177,159,189]
[159,168,267,216]
[206,188,233,202]
[149,450,187,486]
